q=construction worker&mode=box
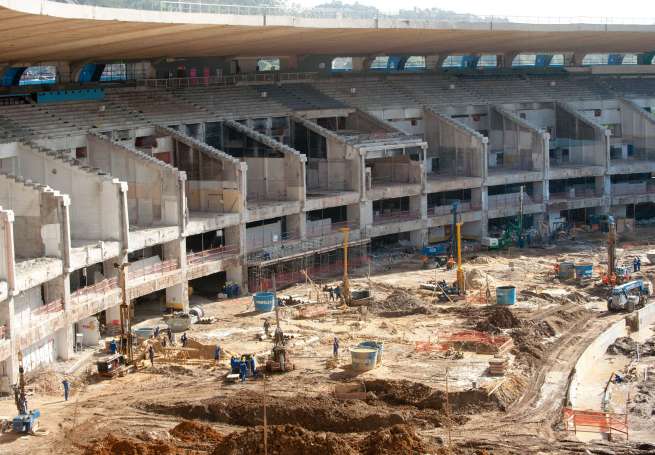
[167,329,173,345]
[153,326,160,338]
[446,256,455,270]
[108,339,117,354]
[62,378,70,401]
[239,359,248,382]
[634,257,639,273]
[334,286,341,301]
[148,345,155,367]
[214,344,222,364]
[180,332,188,347]
[328,287,335,301]
[263,319,271,337]
[637,257,642,272]
[333,336,340,358]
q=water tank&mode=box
[574,262,593,280]
[350,348,378,372]
[253,292,276,313]
[496,286,517,305]
[357,341,384,366]
[559,261,575,279]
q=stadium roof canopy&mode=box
[2,0,655,63]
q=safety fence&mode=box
[415,330,513,353]
[70,277,119,304]
[187,244,239,265]
[562,408,629,440]
[128,259,178,281]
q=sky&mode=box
[297,0,655,18]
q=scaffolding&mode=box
[248,241,370,292]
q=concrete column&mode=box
[599,175,611,214]
[225,223,246,294]
[424,55,441,71]
[287,213,306,240]
[54,61,72,84]
[410,229,427,247]
[359,200,373,234]
[347,203,361,227]
[55,325,74,361]
[480,187,489,238]
[163,239,188,311]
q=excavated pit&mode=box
[141,395,405,433]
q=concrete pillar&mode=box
[225,223,246,293]
[54,62,71,84]
[410,229,427,247]
[287,213,306,240]
[56,324,74,361]
[480,187,489,238]
[279,56,298,72]
[425,55,441,71]
[359,200,373,233]
[163,239,188,311]
[347,203,360,227]
[497,52,518,69]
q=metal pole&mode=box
[263,375,268,455]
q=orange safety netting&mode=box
[562,408,628,439]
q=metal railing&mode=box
[611,182,655,196]
[487,193,536,209]
[137,72,318,90]
[50,2,655,25]
[549,188,599,200]
[70,277,119,303]
[373,210,420,225]
[187,244,239,265]
[128,259,179,281]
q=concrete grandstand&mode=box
[1,0,655,398]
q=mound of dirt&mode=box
[475,307,521,333]
[629,376,655,418]
[607,337,639,356]
[510,328,547,367]
[370,290,429,317]
[364,379,502,414]
[85,434,175,455]
[144,394,405,433]
[169,420,222,444]
[359,424,434,455]
[465,269,495,290]
[211,424,357,455]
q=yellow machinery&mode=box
[456,222,466,295]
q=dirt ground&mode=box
[2,229,655,454]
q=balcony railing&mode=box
[549,188,599,200]
[611,182,655,196]
[71,277,120,304]
[487,193,536,209]
[128,260,179,281]
[428,202,475,216]
[187,245,240,265]
[34,299,64,315]
[373,210,420,225]
[137,72,318,89]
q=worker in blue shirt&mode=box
[239,360,248,382]
[333,336,340,358]
[634,257,639,272]
[62,379,70,401]
[108,339,117,354]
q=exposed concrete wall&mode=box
[86,134,182,228]
[489,107,548,173]
[423,109,486,178]
[619,99,655,161]
[555,103,609,167]
[13,143,123,243]
[0,173,68,261]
